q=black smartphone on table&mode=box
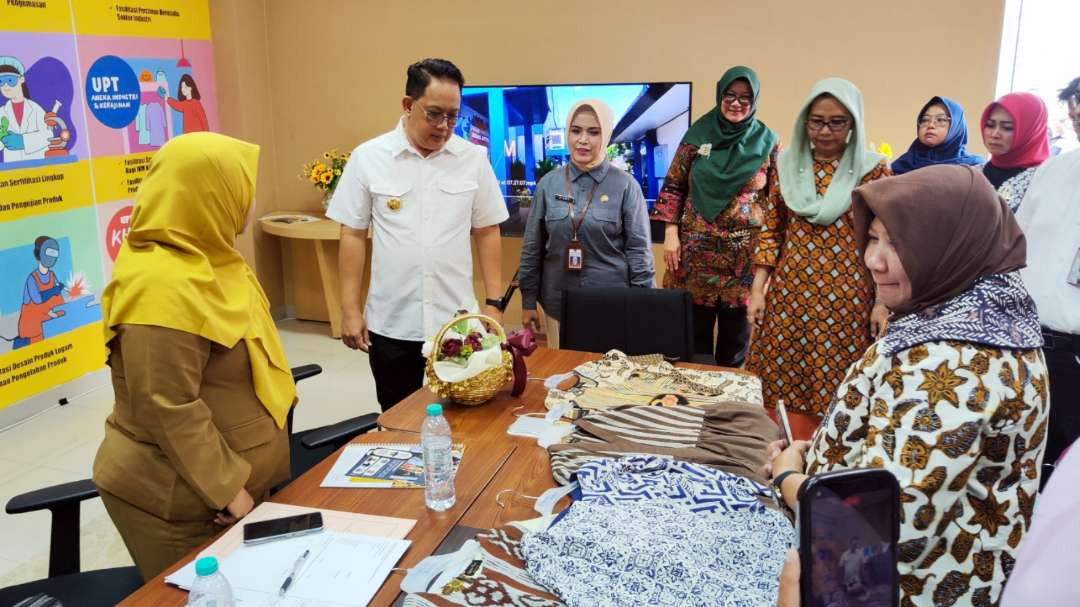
[797,469,900,607]
[242,511,324,545]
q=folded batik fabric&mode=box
[548,402,776,486]
[521,501,794,607]
[544,350,762,417]
[573,455,771,514]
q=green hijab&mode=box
[778,77,884,226]
[682,66,778,221]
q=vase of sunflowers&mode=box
[299,149,349,209]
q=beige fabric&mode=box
[545,350,762,418]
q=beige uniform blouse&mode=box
[93,324,290,522]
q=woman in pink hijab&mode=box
[980,92,1050,212]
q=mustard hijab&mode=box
[566,99,614,171]
[101,132,296,427]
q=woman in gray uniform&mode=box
[518,98,655,347]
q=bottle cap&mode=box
[195,556,218,576]
[426,403,443,416]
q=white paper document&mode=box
[170,530,410,606]
[165,502,415,605]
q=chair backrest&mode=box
[559,287,693,361]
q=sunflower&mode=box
[320,171,333,184]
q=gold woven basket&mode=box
[425,313,513,406]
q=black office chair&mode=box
[279,364,380,491]
[0,364,378,607]
[559,287,699,362]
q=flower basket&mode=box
[425,313,513,406]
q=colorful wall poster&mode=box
[0,0,216,413]
[94,198,132,282]
[0,207,106,405]
[78,34,217,204]
[0,31,94,224]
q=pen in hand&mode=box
[279,548,310,596]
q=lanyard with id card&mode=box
[559,165,600,272]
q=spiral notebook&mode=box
[321,442,464,488]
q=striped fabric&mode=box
[548,402,777,486]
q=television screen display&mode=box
[454,82,692,236]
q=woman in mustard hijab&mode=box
[92,132,297,581]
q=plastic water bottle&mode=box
[422,403,456,511]
[187,556,234,607]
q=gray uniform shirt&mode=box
[518,161,655,321]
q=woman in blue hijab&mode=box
[890,96,983,175]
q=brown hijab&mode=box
[851,164,1026,317]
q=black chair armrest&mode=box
[291,364,322,383]
[6,479,98,515]
[299,413,379,450]
[6,479,98,577]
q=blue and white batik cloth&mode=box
[521,500,794,607]
[572,455,771,514]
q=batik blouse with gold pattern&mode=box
[806,283,1048,607]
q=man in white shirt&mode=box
[327,58,508,410]
[1015,76,1080,468]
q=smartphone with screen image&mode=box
[776,399,794,446]
[797,469,900,607]
[243,511,324,545]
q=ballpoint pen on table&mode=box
[279,548,310,596]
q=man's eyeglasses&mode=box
[416,104,461,128]
[918,115,951,128]
[721,93,753,106]
[806,117,851,132]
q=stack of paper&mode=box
[166,502,415,606]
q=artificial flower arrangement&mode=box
[423,315,505,382]
[423,311,536,406]
[299,149,349,206]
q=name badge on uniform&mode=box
[387,198,402,211]
[566,240,585,272]
[553,193,573,203]
[1068,246,1080,287]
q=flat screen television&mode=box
[454,82,692,237]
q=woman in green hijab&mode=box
[745,77,891,419]
[655,66,779,367]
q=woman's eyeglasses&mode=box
[806,117,851,132]
[721,93,754,106]
[918,115,951,127]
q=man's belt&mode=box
[1042,327,1080,353]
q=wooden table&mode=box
[119,431,513,606]
[259,211,344,337]
[120,348,812,605]
[374,348,802,528]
